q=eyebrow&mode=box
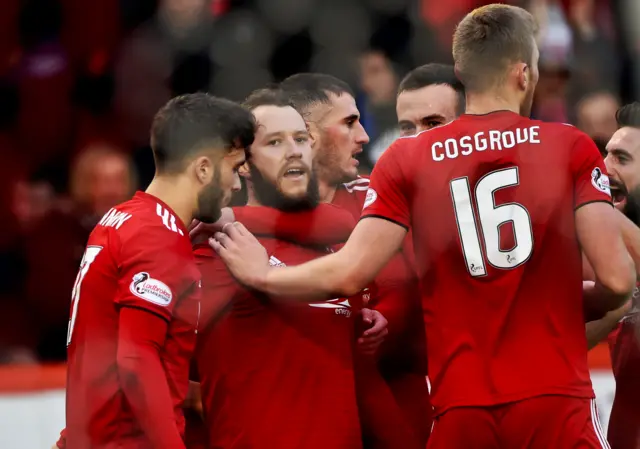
[421,114,446,122]
[343,114,359,122]
[398,120,416,128]
[607,148,633,158]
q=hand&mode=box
[357,308,388,356]
[189,208,235,244]
[209,222,270,288]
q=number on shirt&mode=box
[67,246,103,346]
[450,167,533,277]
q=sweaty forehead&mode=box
[607,127,640,155]
[396,84,458,121]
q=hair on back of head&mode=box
[452,4,537,92]
[242,86,295,111]
[150,93,256,174]
[615,102,640,129]
[279,73,354,119]
[398,63,466,114]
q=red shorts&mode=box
[428,396,609,449]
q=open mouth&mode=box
[609,183,628,208]
[283,167,306,179]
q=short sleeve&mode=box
[115,225,197,322]
[570,132,613,209]
[361,140,412,229]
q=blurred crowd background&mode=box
[0,0,637,364]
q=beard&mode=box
[248,162,320,212]
[623,186,640,227]
[195,165,225,223]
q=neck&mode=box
[145,175,195,227]
[246,186,260,207]
[318,178,338,204]
[465,89,522,116]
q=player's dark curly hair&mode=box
[398,63,466,115]
[150,93,256,174]
[615,102,640,129]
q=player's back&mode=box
[399,111,607,414]
[66,192,200,448]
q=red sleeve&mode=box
[232,203,355,245]
[570,132,613,209]
[115,225,195,322]
[361,140,412,229]
[193,244,241,328]
[116,307,186,449]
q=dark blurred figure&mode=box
[24,145,136,361]
[576,91,620,142]
[14,0,74,169]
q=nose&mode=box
[285,137,303,159]
[231,172,242,192]
[355,122,370,145]
[603,153,615,174]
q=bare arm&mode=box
[211,218,407,299]
[577,202,636,315]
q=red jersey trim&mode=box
[360,214,409,231]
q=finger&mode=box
[208,238,227,255]
[360,308,374,324]
[232,221,248,236]
[189,222,203,238]
[188,219,201,232]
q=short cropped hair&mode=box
[242,87,295,111]
[279,73,354,119]
[616,102,640,129]
[452,4,537,92]
[150,93,256,174]
[398,63,466,115]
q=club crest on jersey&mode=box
[591,167,611,195]
[363,188,377,209]
[130,272,173,306]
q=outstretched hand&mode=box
[209,222,270,288]
[189,208,236,244]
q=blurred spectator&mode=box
[576,90,620,144]
[114,0,214,149]
[358,50,398,164]
[23,145,135,361]
[14,0,74,169]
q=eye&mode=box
[268,139,281,146]
[425,120,443,129]
[295,136,309,143]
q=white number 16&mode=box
[450,167,534,277]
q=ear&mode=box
[193,155,214,185]
[517,63,529,91]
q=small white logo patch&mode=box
[363,188,378,209]
[130,272,173,306]
[591,167,611,196]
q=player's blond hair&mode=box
[452,4,537,92]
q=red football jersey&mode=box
[363,111,613,416]
[65,191,201,448]
[607,283,640,448]
[193,232,363,449]
[335,178,432,448]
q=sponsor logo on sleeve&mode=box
[363,188,378,209]
[591,167,611,196]
[130,272,173,306]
